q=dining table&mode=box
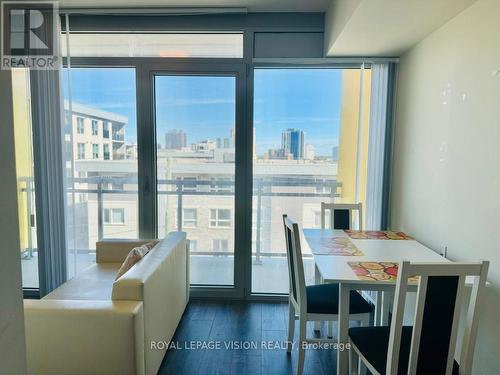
[301,228,453,375]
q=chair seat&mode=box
[349,326,460,374]
[306,283,373,315]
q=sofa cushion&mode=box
[349,326,460,374]
[306,283,374,314]
[112,233,186,302]
[96,239,158,263]
[44,263,121,301]
[115,242,158,281]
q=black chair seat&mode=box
[349,326,460,374]
[306,283,374,315]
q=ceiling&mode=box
[325,0,478,56]
[58,0,331,12]
[60,0,479,57]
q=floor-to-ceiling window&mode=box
[61,30,245,293]
[59,63,373,294]
[55,21,388,298]
[11,9,400,300]
[251,68,371,294]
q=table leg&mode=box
[381,290,394,325]
[314,264,322,332]
[374,291,382,326]
[337,283,350,375]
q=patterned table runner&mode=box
[345,230,413,240]
[308,237,363,256]
[348,261,419,282]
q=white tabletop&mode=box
[303,229,477,375]
[302,229,448,285]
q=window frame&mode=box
[212,238,229,252]
[77,142,85,159]
[77,117,85,134]
[92,143,99,159]
[91,119,99,136]
[61,32,245,59]
[30,14,400,301]
[103,207,125,225]
[209,208,232,228]
[103,143,110,160]
[182,208,198,228]
[103,122,110,138]
[61,35,394,301]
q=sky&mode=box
[64,68,342,156]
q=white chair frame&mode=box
[320,202,363,231]
[349,261,489,375]
[283,215,371,375]
[318,202,378,337]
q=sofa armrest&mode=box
[111,232,188,375]
[96,239,156,263]
[24,299,145,375]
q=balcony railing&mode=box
[20,176,342,260]
[112,133,124,142]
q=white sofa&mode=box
[24,232,189,375]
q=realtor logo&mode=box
[1,1,59,69]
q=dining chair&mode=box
[320,202,363,231]
[348,260,489,375]
[319,202,377,336]
[282,215,373,375]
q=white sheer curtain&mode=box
[365,63,391,230]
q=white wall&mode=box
[0,71,28,374]
[323,0,361,55]
[324,0,476,57]
[390,0,500,372]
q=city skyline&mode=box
[65,68,342,157]
[65,101,327,162]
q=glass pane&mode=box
[190,240,198,251]
[155,75,236,286]
[112,208,125,224]
[12,68,39,288]
[62,33,243,58]
[104,208,110,223]
[63,68,138,278]
[252,68,371,294]
[219,209,231,221]
[184,209,196,220]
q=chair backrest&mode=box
[387,261,489,375]
[320,202,362,230]
[282,215,307,314]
